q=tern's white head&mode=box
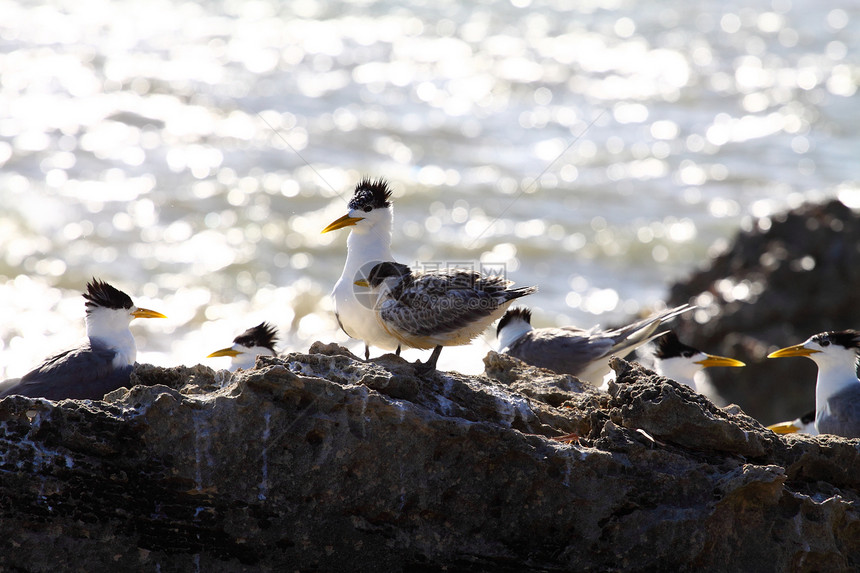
[496,308,535,352]
[322,178,393,238]
[652,331,745,390]
[83,278,166,365]
[207,322,278,371]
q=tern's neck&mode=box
[86,308,136,364]
[654,357,699,390]
[232,346,276,371]
[497,319,533,351]
[815,355,859,413]
[342,218,393,280]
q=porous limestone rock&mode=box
[2,345,859,571]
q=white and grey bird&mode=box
[356,261,537,371]
[768,330,860,438]
[0,278,166,401]
[650,331,745,396]
[322,178,402,359]
[496,304,693,386]
[207,322,278,370]
[766,410,817,436]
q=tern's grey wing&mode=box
[504,329,615,377]
[0,342,132,401]
[385,273,533,338]
[599,304,694,359]
[603,304,693,342]
[818,385,860,438]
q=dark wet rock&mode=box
[667,199,860,425]
[2,347,860,571]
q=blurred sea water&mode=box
[1,0,858,377]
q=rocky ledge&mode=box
[2,342,859,572]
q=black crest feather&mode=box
[234,322,278,351]
[348,178,392,211]
[497,307,532,337]
[811,330,860,350]
[653,331,700,360]
[83,278,133,312]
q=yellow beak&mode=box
[766,420,802,434]
[767,344,821,359]
[322,214,364,233]
[695,354,746,368]
[353,279,370,288]
[132,307,167,319]
[207,347,241,358]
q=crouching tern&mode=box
[355,261,537,371]
[207,322,278,370]
[0,278,166,401]
[651,331,745,390]
[496,304,693,385]
[767,330,860,438]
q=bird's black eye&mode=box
[363,205,372,212]
[820,340,830,347]
[683,351,694,358]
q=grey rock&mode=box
[666,199,860,425]
[2,346,860,571]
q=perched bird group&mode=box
[2,178,859,441]
[767,330,860,438]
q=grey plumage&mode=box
[818,384,860,437]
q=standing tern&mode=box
[207,322,278,371]
[322,178,402,359]
[767,330,860,438]
[0,278,166,401]
[496,304,693,386]
[355,261,537,372]
[650,331,745,393]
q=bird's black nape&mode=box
[496,307,532,337]
[812,330,860,350]
[366,261,411,288]
[234,322,278,350]
[348,178,392,211]
[653,330,699,359]
[84,278,133,312]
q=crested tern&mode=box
[356,261,537,371]
[0,278,166,401]
[207,322,278,371]
[767,330,860,438]
[496,304,693,386]
[766,410,817,435]
[322,178,402,359]
[651,331,745,394]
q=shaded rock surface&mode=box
[3,344,860,572]
[667,199,860,424]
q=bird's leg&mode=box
[395,345,402,356]
[415,345,443,373]
[364,344,370,361]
